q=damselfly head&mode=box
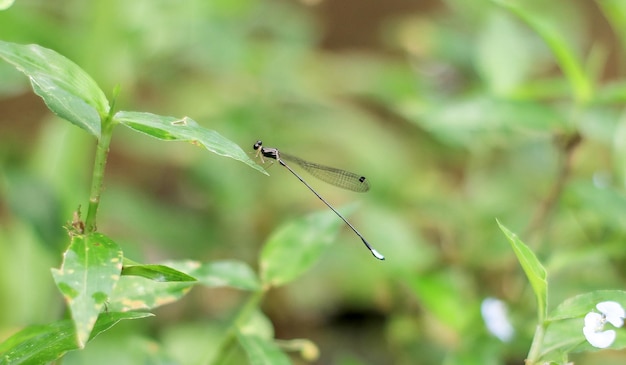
[253,140,263,150]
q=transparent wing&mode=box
[280,152,370,192]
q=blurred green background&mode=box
[1,0,626,364]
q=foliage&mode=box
[1,0,626,364]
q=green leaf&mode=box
[494,0,592,104]
[260,208,346,287]
[51,232,123,348]
[0,41,109,137]
[113,111,266,174]
[549,290,626,321]
[497,220,548,321]
[237,311,290,365]
[0,312,152,365]
[106,275,193,312]
[192,260,261,291]
[122,263,197,282]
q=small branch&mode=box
[525,132,582,244]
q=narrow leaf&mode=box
[0,41,109,137]
[122,264,197,282]
[497,220,548,321]
[113,111,266,174]
[495,0,592,103]
[0,312,152,365]
[51,232,123,348]
[260,208,346,287]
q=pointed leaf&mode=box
[0,41,109,137]
[497,220,548,321]
[0,312,152,365]
[51,232,123,348]
[113,111,266,174]
[260,208,346,287]
[122,263,197,282]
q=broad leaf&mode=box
[0,41,109,137]
[260,208,346,287]
[0,312,152,365]
[549,290,626,321]
[106,275,193,312]
[113,111,266,173]
[51,232,123,348]
[497,220,548,321]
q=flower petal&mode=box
[583,326,616,349]
[584,312,604,330]
[596,301,625,327]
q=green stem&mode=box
[526,322,546,364]
[84,93,118,233]
[205,289,266,365]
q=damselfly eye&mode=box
[253,141,263,150]
[359,176,366,183]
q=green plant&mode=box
[0,40,341,364]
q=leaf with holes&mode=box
[51,232,123,348]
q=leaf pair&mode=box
[0,40,265,174]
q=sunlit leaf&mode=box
[51,232,123,348]
[113,111,266,174]
[260,208,346,287]
[0,41,109,137]
[497,220,548,321]
[0,312,152,365]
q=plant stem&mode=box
[526,322,546,364]
[84,99,117,233]
[205,289,266,365]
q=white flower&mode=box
[582,301,625,349]
[481,297,514,342]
